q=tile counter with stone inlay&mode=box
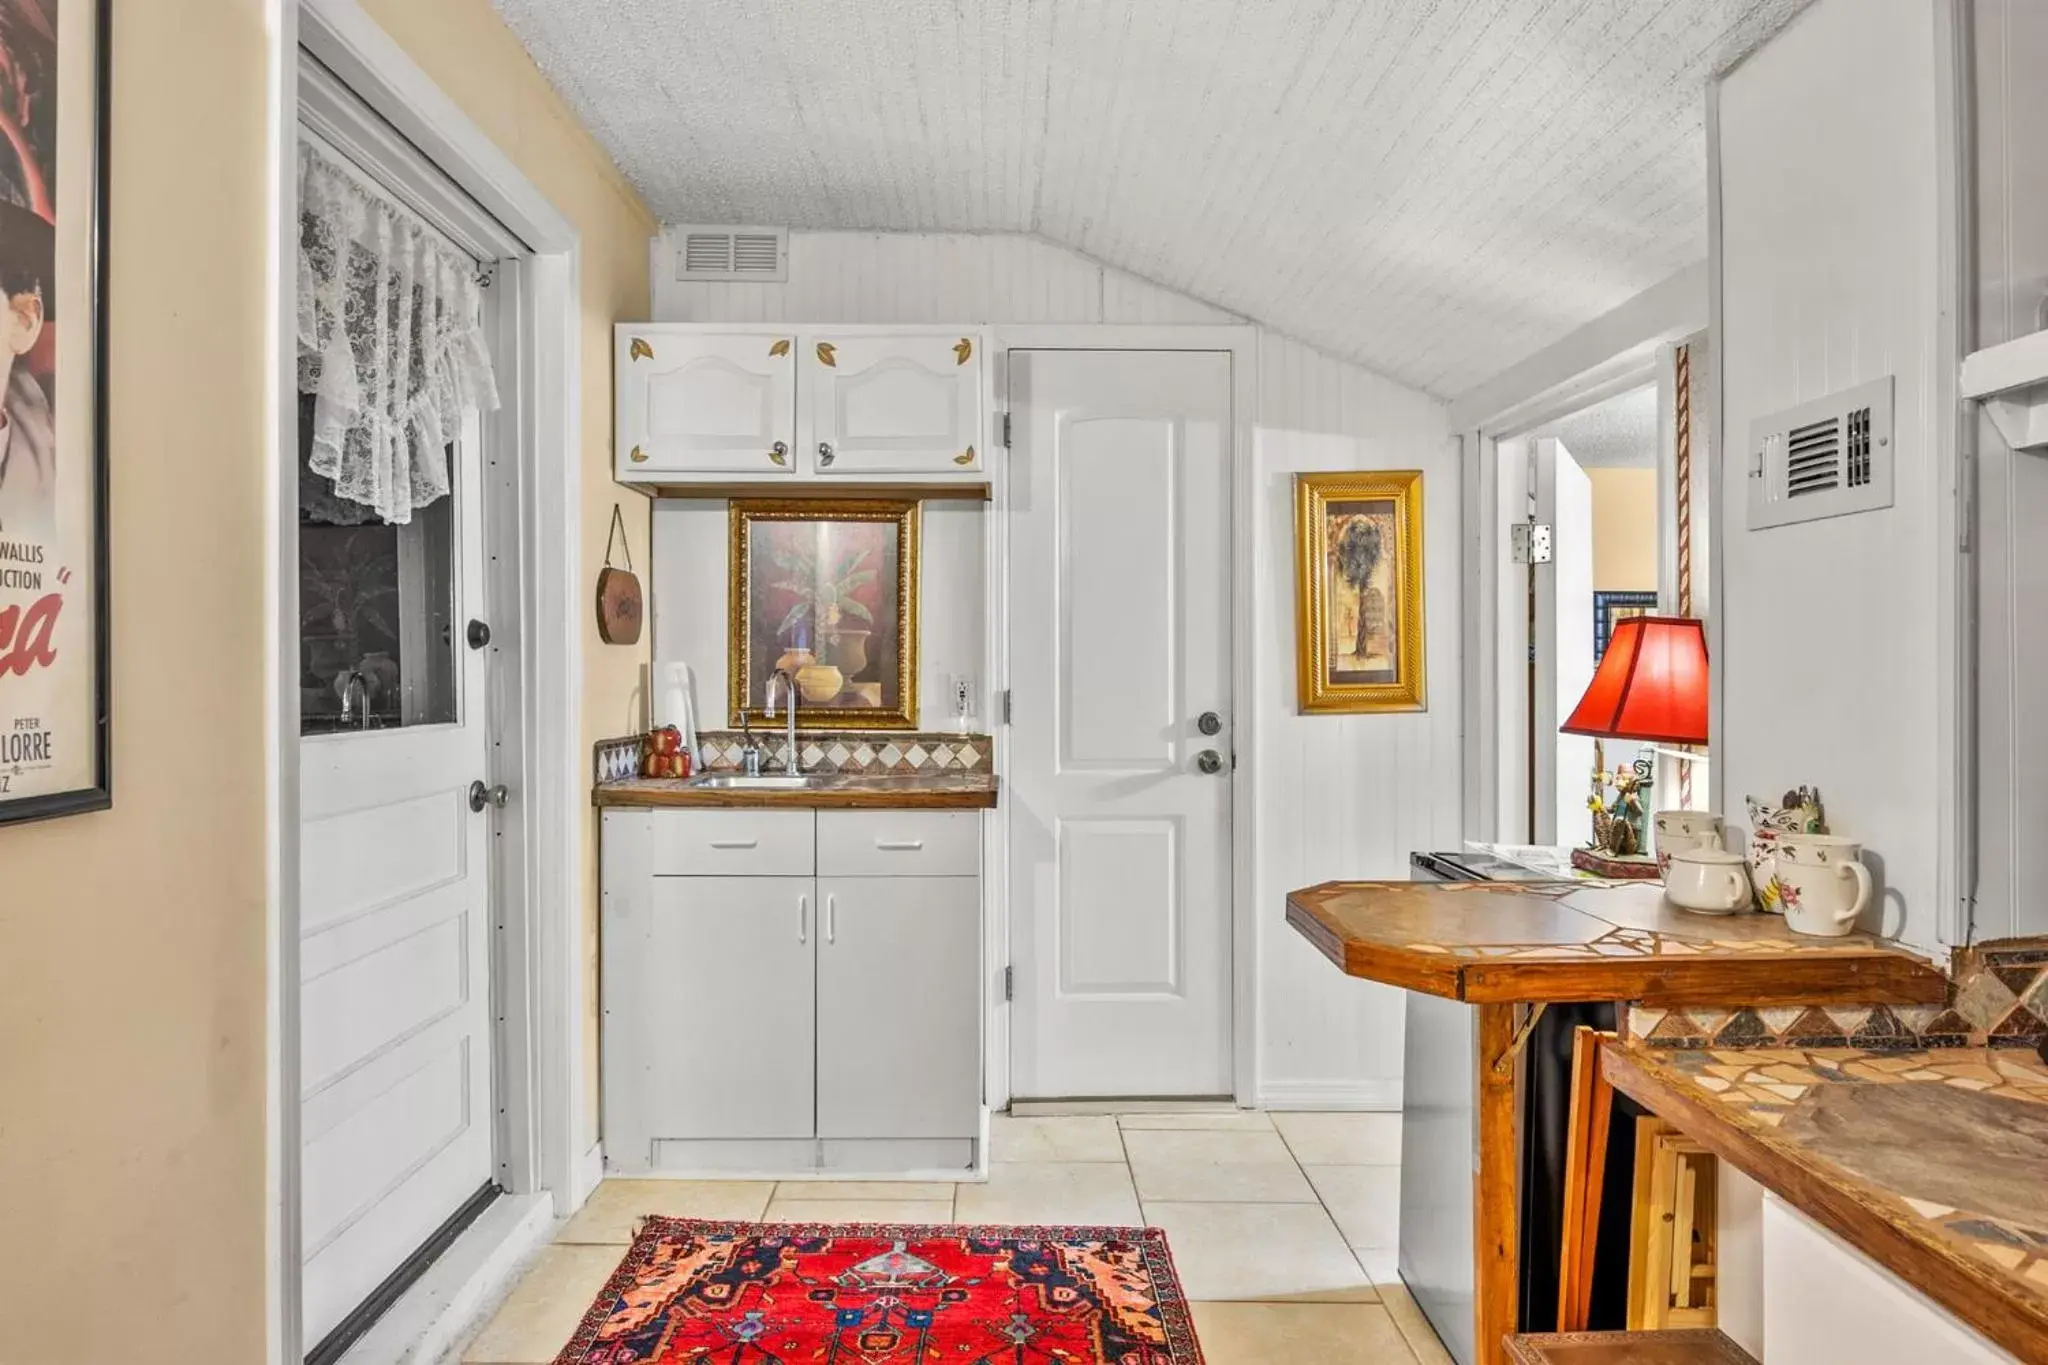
[1603,1039,2048,1362]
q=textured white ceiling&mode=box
[1535,384,1660,468]
[492,0,1805,397]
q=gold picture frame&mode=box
[729,498,921,730]
[1294,471,1426,714]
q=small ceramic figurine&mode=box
[642,725,692,780]
[1590,755,1653,856]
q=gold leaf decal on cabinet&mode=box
[629,445,648,463]
[954,337,973,365]
[815,341,838,367]
[954,446,976,466]
[629,337,653,362]
[769,338,791,357]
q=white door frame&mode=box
[272,3,586,1360]
[981,325,1260,1111]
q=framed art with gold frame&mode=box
[729,497,920,730]
[1293,470,1426,714]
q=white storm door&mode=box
[297,407,495,1349]
[616,328,797,476]
[802,331,983,474]
[1006,349,1234,1100]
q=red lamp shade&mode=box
[1561,615,1710,745]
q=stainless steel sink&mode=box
[686,773,828,790]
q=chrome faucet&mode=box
[765,669,801,775]
[338,671,371,730]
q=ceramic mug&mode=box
[1653,810,1725,874]
[1771,833,1872,937]
[1662,846,1753,915]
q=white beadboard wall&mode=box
[650,229,1459,1104]
[1717,0,1943,951]
[1969,0,2048,942]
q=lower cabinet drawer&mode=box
[817,809,980,877]
[648,809,815,876]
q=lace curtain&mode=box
[297,141,499,525]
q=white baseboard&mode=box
[340,1191,553,1365]
[1255,1079,1403,1111]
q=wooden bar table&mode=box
[1285,879,1948,1365]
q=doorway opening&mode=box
[1496,383,1664,851]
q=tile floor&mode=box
[460,1110,1450,1365]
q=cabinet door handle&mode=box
[709,839,759,850]
[798,893,809,944]
[825,893,837,944]
[874,840,925,851]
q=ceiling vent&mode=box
[671,225,788,282]
[1747,376,1894,530]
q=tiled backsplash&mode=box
[593,731,992,784]
[1627,937,2048,1052]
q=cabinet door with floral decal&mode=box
[615,327,797,477]
[801,331,984,475]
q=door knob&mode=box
[817,440,836,467]
[468,780,510,813]
[1197,711,1223,736]
[466,619,491,650]
[1196,750,1225,775]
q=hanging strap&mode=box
[604,504,634,572]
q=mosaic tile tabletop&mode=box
[1608,1041,2048,1357]
[1286,879,1946,1005]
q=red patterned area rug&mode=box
[553,1218,1205,1364]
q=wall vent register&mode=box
[1747,376,1894,530]
[673,225,789,282]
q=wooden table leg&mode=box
[1475,1001,1520,1365]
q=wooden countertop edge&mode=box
[1284,889,1946,1006]
[591,781,999,811]
[1601,1041,2048,1364]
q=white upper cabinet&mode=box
[802,332,984,475]
[615,325,986,483]
[615,328,797,477]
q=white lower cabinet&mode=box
[602,807,983,1176]
[816,876,981,1140]
[1761,1195,2015,1363]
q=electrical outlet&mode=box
[952,676,972,715]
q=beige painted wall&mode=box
[361,0,657,1150]
[0,3,272,1359]
[0,3,652,1356]
[1587,466,1658,590]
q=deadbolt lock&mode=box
[1197,711,1223,736]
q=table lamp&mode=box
[1560,615,1710,859]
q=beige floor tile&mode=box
[1190,1301,1417,1364]
[1304,1164,1401,1251]
[555,1179,773,1243]
[953,1162,1143,1226]
[1117,1110,1275,1131]
[761,1197,955,1224]
[462,1244,622,1364]
[772,1180,955,1200]
[1143,1201,1378,1303]
[1376,1282,1456,1365]
[989,1114,1127,1161]
[1273,1111,1403,1165]
[1124,1128,1317,1203]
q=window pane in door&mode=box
[298,395,460,734]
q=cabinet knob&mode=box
[817,441,836,467]
[769,441,789,466]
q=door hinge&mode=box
[1511,521,1552,565]
[1000,412,1012,449]
[999,689,1012,724]
[1003,966,1013,1002]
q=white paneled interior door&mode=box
[803,331,983,474]
[1006,349,1234,1099]
[616,328,797,475]
[298,408,495,1349]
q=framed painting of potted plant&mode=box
[729,498,920,730]
[1293,471,1426,714]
